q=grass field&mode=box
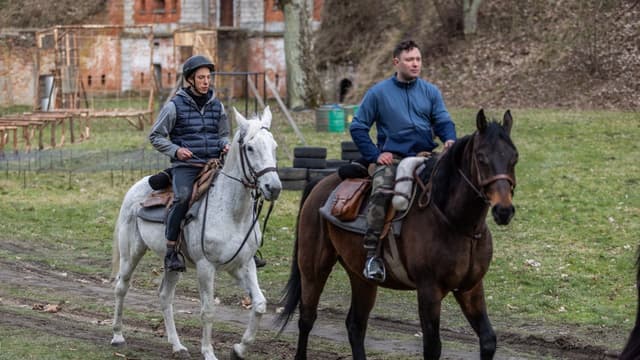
[0,104,638,357]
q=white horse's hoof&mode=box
[231,344,245,360]
[110,334,125,346]
[172,349,191,359]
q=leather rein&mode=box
[417,132,516,233]
[201,126,278,266]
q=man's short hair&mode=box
[393,40,420,58]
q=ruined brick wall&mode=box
[78,34,121,93]
[237,0,264,31]
[0,36,37,107]
[180,0,210,26]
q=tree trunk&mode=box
[282,0,307,110]
[463,0,483,35]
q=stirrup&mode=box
[165,247,186,272]
[363,257,386,282]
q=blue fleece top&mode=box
[349,74,456,163]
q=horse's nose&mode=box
[492,204,515,225]
[264,183,281,201]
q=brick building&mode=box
[0,0,323,107]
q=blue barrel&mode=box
[328,105,345,133]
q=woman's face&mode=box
[191,67,211,95]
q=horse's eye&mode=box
[246,145,254,152]
[477,153,489,164]
[511,153,519,165]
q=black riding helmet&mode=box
[182,55,215,81]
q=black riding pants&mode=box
[165,165,202,242]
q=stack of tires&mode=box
[341,141,362,161]
[278,143,365,191]
[279,146,328,191]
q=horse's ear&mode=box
[233,107,248,128]
[476,108,487,132]
[261,106,272,129]
[502,110,513,136]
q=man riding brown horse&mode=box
[349,39,457,281]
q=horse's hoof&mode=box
[172,349,191,359]
[230,347,244,360]
[110,334,126,347]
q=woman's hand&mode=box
[176,147,193,161]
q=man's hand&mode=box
[222,144,230,154]
[176,147,193,161]
[377,152,394,165]
[443,140,455,151]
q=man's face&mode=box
[191,67,211,95]
[394,47,422,82]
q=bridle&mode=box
[203,125,278,266]
[458,132,516,204]
[221,126,278,189]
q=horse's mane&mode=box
[429,121,512,203]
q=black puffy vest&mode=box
[170,91,224,162]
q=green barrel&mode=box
[328,105,345,133]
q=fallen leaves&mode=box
[32,302,63,313]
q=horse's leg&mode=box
[229,261,267,359]
[345,273,378,360]
[296,249,337,360]
[416,285,445,360]
[159,270,189,356]
[453,282,496,360]
[111,237,147,346]
[195,260,218,360]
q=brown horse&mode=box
[277,109,518,360]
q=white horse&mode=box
[110,106,281,360]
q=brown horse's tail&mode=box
[620,246,640,359]
[275,177,323,335]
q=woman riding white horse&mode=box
[110,106,281,360]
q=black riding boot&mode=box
[165,244,186,272]
[254,255,267,268]
[362,230,385,282]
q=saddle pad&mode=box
[137,197,204,224]
[319,186,402,236]
[137,205,166,223]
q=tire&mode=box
[293,146,327,159]
[326,159,350,169]
[341,141,359,152]
[277,167,307,181]
[341,150,362,161]
[293,157,327,169]
[282,179,307,191]
[308,168,336,181]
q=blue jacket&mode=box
[149,88,230,166]
[349,75,456,163]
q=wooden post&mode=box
[265,77,306,145]
[247,76,292,161]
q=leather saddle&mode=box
[137,160,222,223]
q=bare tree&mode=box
[463,0,483,35]
[279,0,320,109]
[433,0,482,36]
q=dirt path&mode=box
[0,258,620,359]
